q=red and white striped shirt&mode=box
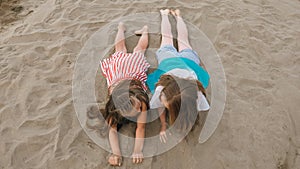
[100,51,150,91]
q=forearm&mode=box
[159,108,167,131]
[109,128,121,156]
[133,127,145,153]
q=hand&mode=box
[108,154,122,166]
[159,124,168,143]
[160,130,168,143]
[131,152,144,164]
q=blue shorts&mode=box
[156,45,201,64]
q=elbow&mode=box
[109,126,118,134]
[136,124,146,131]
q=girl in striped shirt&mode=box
[100,22,150,166]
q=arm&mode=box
[150,86,168,143]
[108,125,122,166]
[109,126,121,156]
[158,107,168,143]
[132,102,147,163]
[158,107,167,132]
[133,117,146,154]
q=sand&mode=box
[0,0,299,169]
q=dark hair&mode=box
[156,75,206,130]
[102,79,149,127]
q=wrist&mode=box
[133,150,143,154]
[133,146,143,154]
[112,151,122,156]
[161,121,168,127]
[161,122,168,131]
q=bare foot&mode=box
[160,9,170,16]
[171,9,181,19]
[118,22,126,31]
[134,25,148,35]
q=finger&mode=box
[163,133,167,141]
[163,135,166,143]
[160,133,167,143]
[160,132,166,143]
[165,133,168,140]
[138,155,144,163]
[137,156,141,164]
[114,156,119,165]
[139,157,143,163]
[108,157,117,166]
[108,157,114,165]
[159,134,163,143]
[160,135,165,143]
[117,157,122,166]
[132,153,143,163]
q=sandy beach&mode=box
[0,0,299,169]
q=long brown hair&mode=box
[101,79,149,127]
[156,75,206,130]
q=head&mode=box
[102,79,149,127]
[157,75,205,130]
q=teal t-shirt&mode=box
[146,57,210,93]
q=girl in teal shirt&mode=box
[147,9,210,143]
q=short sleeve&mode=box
[197,91,210,111]
[100,58,110,77]
[150,86,164,109]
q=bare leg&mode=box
[171,9,192,51]
[133,25,148,54]
[114,22,127,53]
[160,9,173,48]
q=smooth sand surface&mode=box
[0,0,299,169]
